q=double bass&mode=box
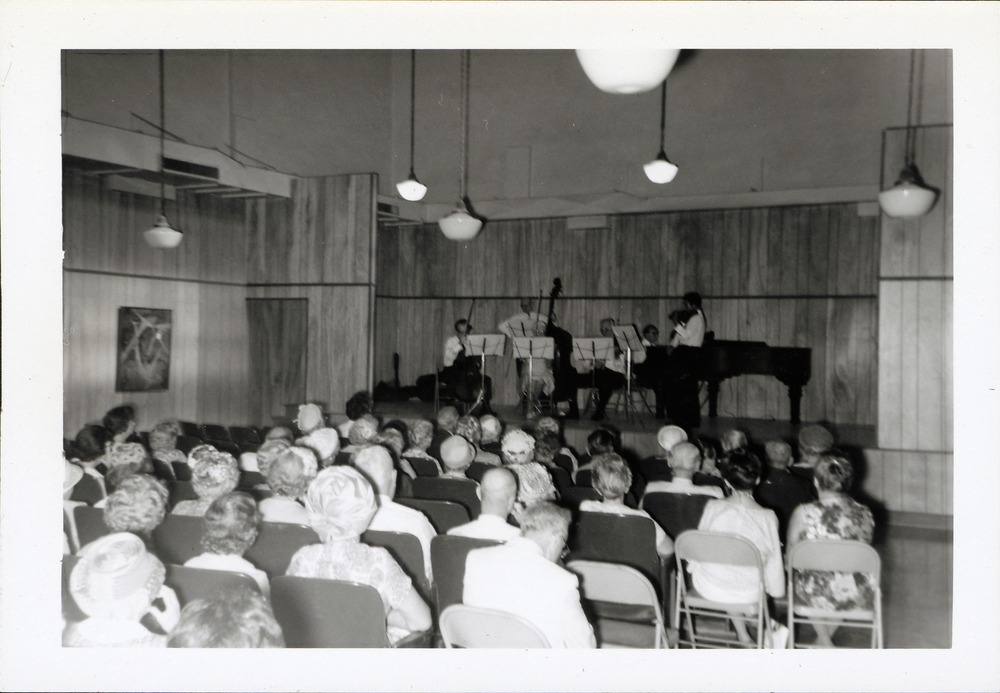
[543,278,580,417]
[449,299,492,413]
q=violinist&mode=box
[669,292,706,349]
[665,291,707,428]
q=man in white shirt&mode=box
[353,445,437,584]
[669,292,707,348]
[498,298,548,382]
[588,318,646,421]
[463,502,596,648]
[447,467,520,542]
[666,292,707,427]
[643,442,724,500]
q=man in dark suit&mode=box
[754,439,815,544]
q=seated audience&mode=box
[103,474,169,550]
[167,587,285,648]
[531,431,562,470]
[754,439,814,542]
[456,414,501,466]
[172,450,240,517]
[68,424,113,481]
[374,428,415,479]
[297,427,340,469]
[428,406,460,461]
[439,434,476,480]
[574,428,616,482]
[64,532,180,647]
[447,467,520,542]
[103,404,138,447]
[148,420,186,475]
[534,416,579,472]
[239,432,291,475]
[106,441,154,475]
[258,445,315,524]
[463,502,596,648]
[184,492,270,596]
[792,423,835,473]
[643,442,724,499]
[639,424,689,483]
[478,414,504,457]
[402,419,444,473]
[353,445,436,584]
[338,390,374,441]
[691,450,784,643]
[294,402,326,436]
[341,414,380,456]
[787,454,875,647]
[580,453,673,557]
[720,428,749,456]
[286,466,432,643]
[264,426,295,444]
[501,429,557,515]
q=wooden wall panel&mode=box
[861,449,953,515]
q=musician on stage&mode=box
[584,318,646,422]
[634,324,670,419]
[441,318,493,414]
[665,292,707,428]
[498,298,548,380]
[669,292,707,349]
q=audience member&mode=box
[184,492,270,596]
[264,426,295,444]
[173,451,240,517]
[447,468,520,542]
[787,454,875,647]
[501,429,556,514]
[103,405,138,446]
[294,402,325,436]
[287,466,432,643]
[258,445,315,524]
[338,390,374,441]
[721,428,749,455]
[297,427,340,468]
[69,425,113,481]
[103,474,169,548]
[754,439,814,542]
[64,532,180,647]
[148,421,186,478]
[167,587,284,648]
[456,415,501,466]
[439,434,476,480]
[479,414,504,457]
[639,424,689,483]
[580,453,673,557]
[428,406,460,460]
[402,419,444,474]
[106,442,153,475]
[534,416,579,472]
[353,445,436,584]
[574,428,616,482]
[692,450,784,643]
[342,414,379,455]
[643,442,723,499]
[463,502,596,648]
[793,424,835,472]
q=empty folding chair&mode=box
[673,530,769,649]
[439,604,550,648]
[153,513,205,565]
[430,535,501,613]
[395,498,470,535]
[243,522,320,578]
[567,559,669,648]
[165,564,261,606]
[787,539,883,648]
[412,477,481,519]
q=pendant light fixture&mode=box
[643,79,679,184]
[144,50,183,249]
[396,50,428,202]
[576,49,681,95]
[438,50,483,241]
[878,49,937,219]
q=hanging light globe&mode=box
[644,149,679,184]
[396,171,428,201]
[575,49,681,94]
[878,164,937,219]
[438,200,482,241]
[144,214,183,249]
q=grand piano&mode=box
[696,340,812,424]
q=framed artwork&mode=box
[115,307,172,391]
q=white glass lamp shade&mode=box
[438,202,483,241]
[396,173,428,201]
[575,49,681,95]
[878,164,937,218]
[644,151,679,184]
[144,214,183,249]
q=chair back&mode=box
[412,477,481,518]
[229,426,261,445]
[243,522,321,578]
[403,456,440,478]
[178,421,203,438]
[395,498,470,534]
[552,453,574,476]
[175,435,204,455]
[547,466,574,494]
[200,424,232,441]
[566,559,666,648]
[153,513,205,564]
[674,530,763,569]
[238,471,267,489]
[638,457,672,484]
[167,480,200,508]
[558,485,600,510]
[206,439,242,458]
[165,564,260,605]
[430,535,501,612]
[788,539,880,574]
[568,511,660,590]
[362,530,429,599]
[439,604,550,648]
[69,474,106,505]
[465,461,488,483]
[73,505,110,547]
[151,458,176,482]
[575,468,593,487]
[270,576,388,648]
[641,492,711,539]
[171,461,193,481]
[567,559,659,607]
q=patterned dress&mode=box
[791,495,876,610]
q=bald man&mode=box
[354,445,437,583]
[447,468,520,542]
[642,442,724,500]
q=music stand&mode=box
[506,317,545,338]
[572,337,614,415]
[466,334,505,410]
[611,326,652,425]
[512,337,554,417]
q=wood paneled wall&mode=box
[63,168,252,434]
[376,203,879,423]
[245,174,376,419]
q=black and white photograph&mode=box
[1,2,998,692]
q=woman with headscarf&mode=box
[500,428,556,515]
[286,466,432,643]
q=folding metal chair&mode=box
[439,604,551,648]
[567,559,669,648]
[165,564,261,605]
[787,539,883,648]
[395,498,470,534]
[641,492,712,540]
[430,535,501,613]
[673,530,769,649]
[271,576,392,648]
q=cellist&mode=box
[440,318,494,414]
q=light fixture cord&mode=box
[158,49,166,216]
[904,49,917,167]
[408,49,417,174]
[459,49,470,200]
[658,79,667,152]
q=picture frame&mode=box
[115,306,172,391]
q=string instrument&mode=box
[543,278,575,394]
[669,308,698,327]
[451,298,491,406]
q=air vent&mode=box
[162,156,219,181]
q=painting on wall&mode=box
[115,307,172,391]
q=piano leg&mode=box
[707,380,720,418]
[788,383,803,424]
